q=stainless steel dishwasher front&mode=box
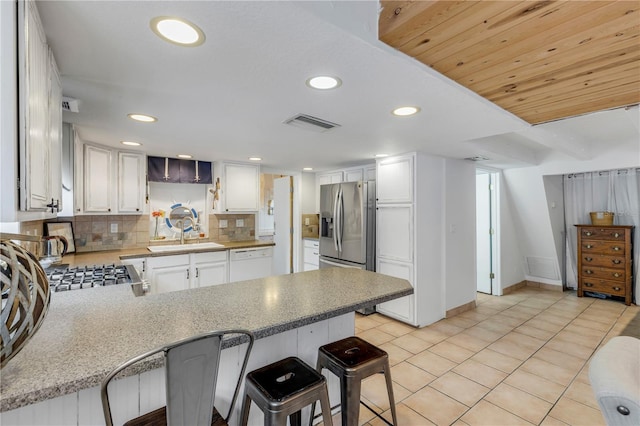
[229,247,274,282]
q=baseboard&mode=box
[502,281,527,295]
[446,300,476,318]
[525,280,564,292]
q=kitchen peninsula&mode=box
[0,268,412,425]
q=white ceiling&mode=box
[36,1,639,172]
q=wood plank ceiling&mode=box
[379,1,640,124]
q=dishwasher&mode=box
[229,247,274,282]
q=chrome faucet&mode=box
[176,218,193,245]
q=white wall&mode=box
[443,159,477,311]
[300,172,316,214]
[497,173,526,293]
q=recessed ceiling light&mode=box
[375,154,388,158]
[177,154,192,159]
[306,76,342,90]
[128,113,157,123]
[121,141,142,146]
[150,16,205,47]
[248,157,262,161]
[392,106,420,116]
[303,167,313,171]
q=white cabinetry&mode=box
[17,0,62,213]
[375,152,444,327]
[314,164,376,212]
[147,251,229,294]
[74,140,145,214]
[214,162,260,212]
[303,239,319,271]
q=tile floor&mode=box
[332,287,639,426]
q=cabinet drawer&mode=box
[581,279,627,296]
[580,254,626,269]
[579,227,627,241]
[303,239,319,249]
[580,266,625,282]
[581,240,626,255]
[304,247,319,266]
[192,251,227,263]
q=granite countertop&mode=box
[0,268,412,412]
[60,240,275,267]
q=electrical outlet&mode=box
[110,223,118,233]
[236,219,244,227]
[219,220,228,228]
[305,217,310,225]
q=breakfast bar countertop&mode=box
[0,268,412,412]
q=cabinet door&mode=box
[48,50,62,211]
[224,163,259,211]
[377,205,413,262]
[194,262,228,287]
[364,165,376,181]
[376,259,415,324]
[377,155,413,203]
[148,255,190,294]
[118,151,145,213]
[343,168,363,183]
[83,144,112,212]
[19,0,50,211]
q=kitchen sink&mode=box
[147,242,225,252]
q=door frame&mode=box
[476,168,500,295]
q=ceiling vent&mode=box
[464,156,490,162]
[62,96,79,113]
[283,114,340,133]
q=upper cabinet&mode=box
[376,155,413,204]
[147,156,212,184]
[17,0,62,213]
[74,139,146,215]
[213,161,260,212]
[314,164,375,212]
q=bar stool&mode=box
[240,356,333,426]
[310,336,398,426]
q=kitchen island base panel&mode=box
[0,314,354,426]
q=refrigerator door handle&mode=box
[337,188,343,252]
[333,187,340,251]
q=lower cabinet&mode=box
[303,239,319,271]
[147,251,228,294]
[375,258,414,324]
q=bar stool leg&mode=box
[383,367,398,426]
[342,375,362,426]
[319,382,334,426]
[240,394,251,426]
[290,410,302,426]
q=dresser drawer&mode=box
[581,240,626,255]
[581,266,625,282]
[579,227,628,241]
[581,279,627,296]
[580,254,626,269]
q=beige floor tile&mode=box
[473,305,503,316]
[571,317,612,332]
[475,319,514,336]
[429,372,490,407]
[355,326,363,334]
[484,383,552,424]
[523,318,565,333]
[407,351,458,377]
[501,305,541,319]
[504,369,566,403]
[563,380,600,410]
[563,323,607,339]
[554,329,603,349]
[391,334,434,354]
[453,359,507,388]
[451,420,471,426]
[545,337,596,360]
[403,386,469,425]
[471,348,522,374]
[356,328,396,346]
[356,316,387,331]
[410,327,449,344]
[491,313,528,327]
[366,313,394,324]
[548,396,605,425]
[573,365,591,385]
[462,326,505,343]
[539,416,570,425]
[428,320,465,336]
[368,403,435,426]
[501,331,547,351]
[390,361,436,392]
[534,313,572,327]
[457,310,491,322]
[376,321,416,337]
[544,306,584,320]
[378,342,413,366]
[444,315,479,329]
[361,374,411,411]
[532,346,586,374]
[487,337,538,361]
[519,298,555,310]
[428,341,475,363]
[446,332,490,352]
[520,358,577,386]
[578,312,617,327]
[514,324,558,340]
[460,400,534,426]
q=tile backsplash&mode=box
[208,214,255,242]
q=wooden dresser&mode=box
[575,225,634,305]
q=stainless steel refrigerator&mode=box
[319,180,376,272]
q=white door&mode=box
[273,176,293,275]
[476,172,493,294]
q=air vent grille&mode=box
[62,96,79,113]
[464,156,490,162]
[283,114,340,132]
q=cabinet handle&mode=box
[612,259,621,264]
[136,208,140,211]
[614,233,620,238]
[585,231,592,236]
[108,208,111,212]
[142,260,146,272]
[613,287,621,291]
[186,269,190,279]
[586,244,593,249]
[584,282,593,287]
[613,273,621,278]
[613,246,621,251]
[585,257,593,262]
[195,268,199,278]
[585,270,593,275]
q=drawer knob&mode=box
[586,244,593,249]
[585,282,593,287]
[613,273,621,278]
[613,259,621,264]
[613,287,621,291]
[585,257,593,262]
[614,233,620,238]
[585,270,593,275]
[585,231,592,236]
[613,246,621,251]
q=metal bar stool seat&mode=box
[240,356,333,426]
[311,336,398,426]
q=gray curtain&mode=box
[564,168,639,303]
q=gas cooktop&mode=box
[45,264,140,292]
